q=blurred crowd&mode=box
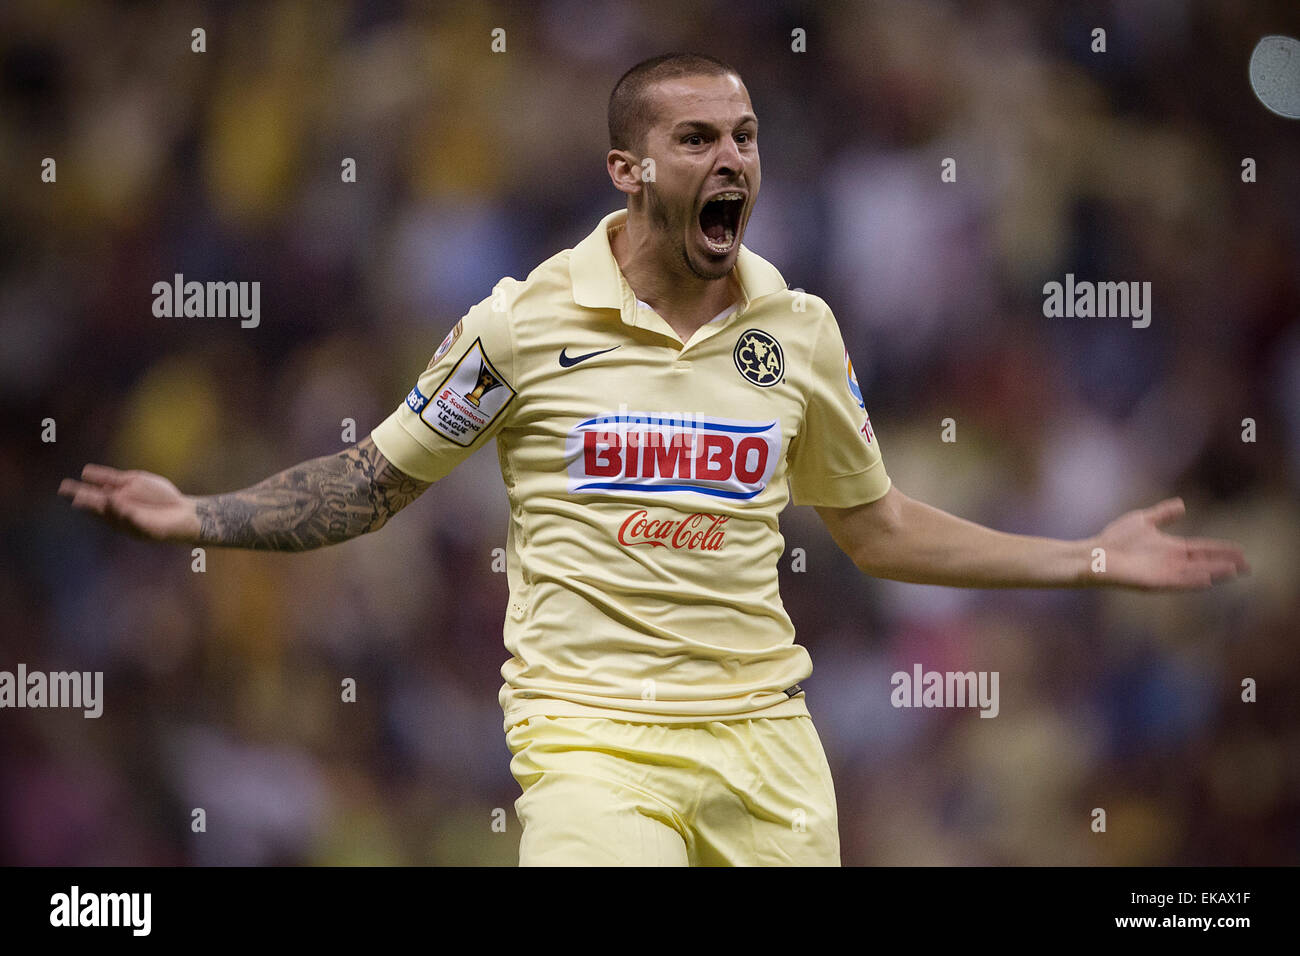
[1,0,1297,865]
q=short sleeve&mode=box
[786,306,890,508]
[370,291,517,483]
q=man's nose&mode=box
[713,136,746,176]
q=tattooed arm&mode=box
[59,435,432,551]
[193,435,430,550]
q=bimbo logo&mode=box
[566,410,781,500]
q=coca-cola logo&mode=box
[617,510,728,551]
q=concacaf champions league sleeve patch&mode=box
[408,337,515,446]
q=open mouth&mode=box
[698,192,744,254]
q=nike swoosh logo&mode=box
[558,345,621,368]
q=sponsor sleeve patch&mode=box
[405,383,428,413]
[844,347,874,442]
[844,347,865,410]
[416,337,515,446]
[428,319,464,368]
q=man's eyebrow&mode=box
[669,115,759,132]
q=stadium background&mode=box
[2,0,1297,865]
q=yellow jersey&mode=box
[371,209,891,731]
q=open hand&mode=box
[1089,498,1248,591]
[59,465,200,543]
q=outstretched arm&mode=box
[59,435,431,551]
[816,485,1248,591]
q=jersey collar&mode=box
[570,208,788,328]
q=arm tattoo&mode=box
[194,436,430,551]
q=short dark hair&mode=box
[608,53,739,152]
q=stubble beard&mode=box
[644,180,731,283]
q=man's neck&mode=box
[610,216,738,342]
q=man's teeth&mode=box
[705,228,735,252]
[701,193,742,251]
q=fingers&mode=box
[1145,500,1253,583]
[1202,558,1243,582]
[1196,560,1243,589]
[58,479,111,515]
[58,480,146,539]
[1145,497,1185,527]
[59,465,130,501]
[60,466,144,519]
[1185,537,1250,574]
[80,463,133,488]
[1179,556,1247,590]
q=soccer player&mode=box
[59,53,1248,866]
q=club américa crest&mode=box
[733,328,783,387]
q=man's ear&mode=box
[607,149,644,196]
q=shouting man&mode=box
[60,53,1248,866]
